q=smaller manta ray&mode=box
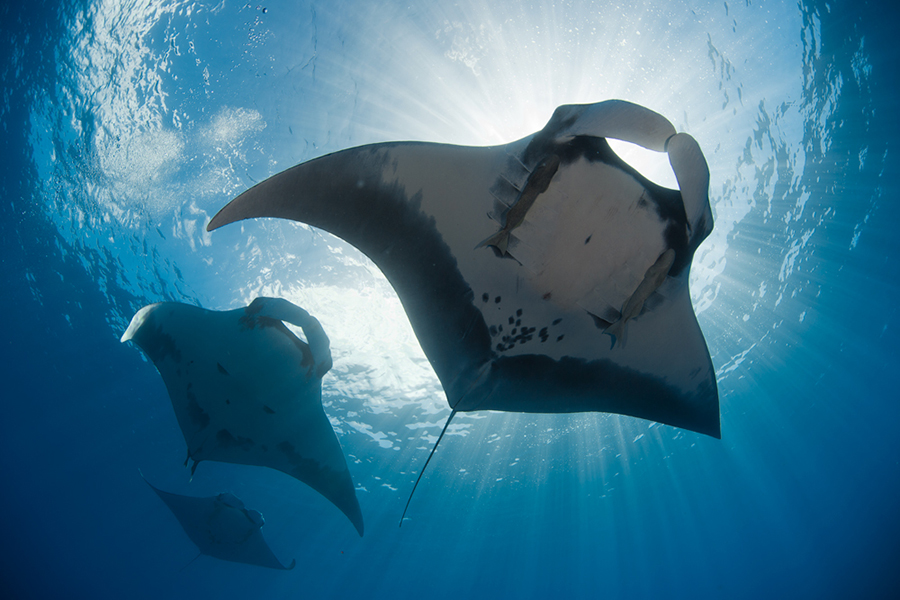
[122,297,363,536]
[142,474,296,570]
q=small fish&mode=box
[605,248,676,348]
[477,154,561,255]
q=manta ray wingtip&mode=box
[206,211,227,232]
[207,198,243,231]
[121,304,159,343]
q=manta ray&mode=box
[123,297,364,535]
[206,100,719,521]
[143,474,296,570]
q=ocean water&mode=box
[1,0,898,598]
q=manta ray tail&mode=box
[180,552,203,572]
[399,409,457,527]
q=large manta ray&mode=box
[143,474,296,570]
[122,298,364,536]
[207,100,719,519]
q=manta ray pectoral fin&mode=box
[120,303,159,343]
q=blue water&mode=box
[1,0,898,598]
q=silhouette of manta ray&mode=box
[142,474,295,570]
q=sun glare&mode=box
[607,138,679,189]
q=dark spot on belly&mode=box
[508,316,515,325]
[557,334,565,342]
[585,235,592,244]
[516,309,523,317]
[482,293,489,303]
[552,318,562,326]
[543,292,552,300]
[494,296,501,303]
[217,362,229,376]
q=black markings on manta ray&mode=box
[205,99,719,526]
[483,304,564,352]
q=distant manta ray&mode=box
[142,473,296,570]
[207,100,719,524]
[122,297,364,536]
